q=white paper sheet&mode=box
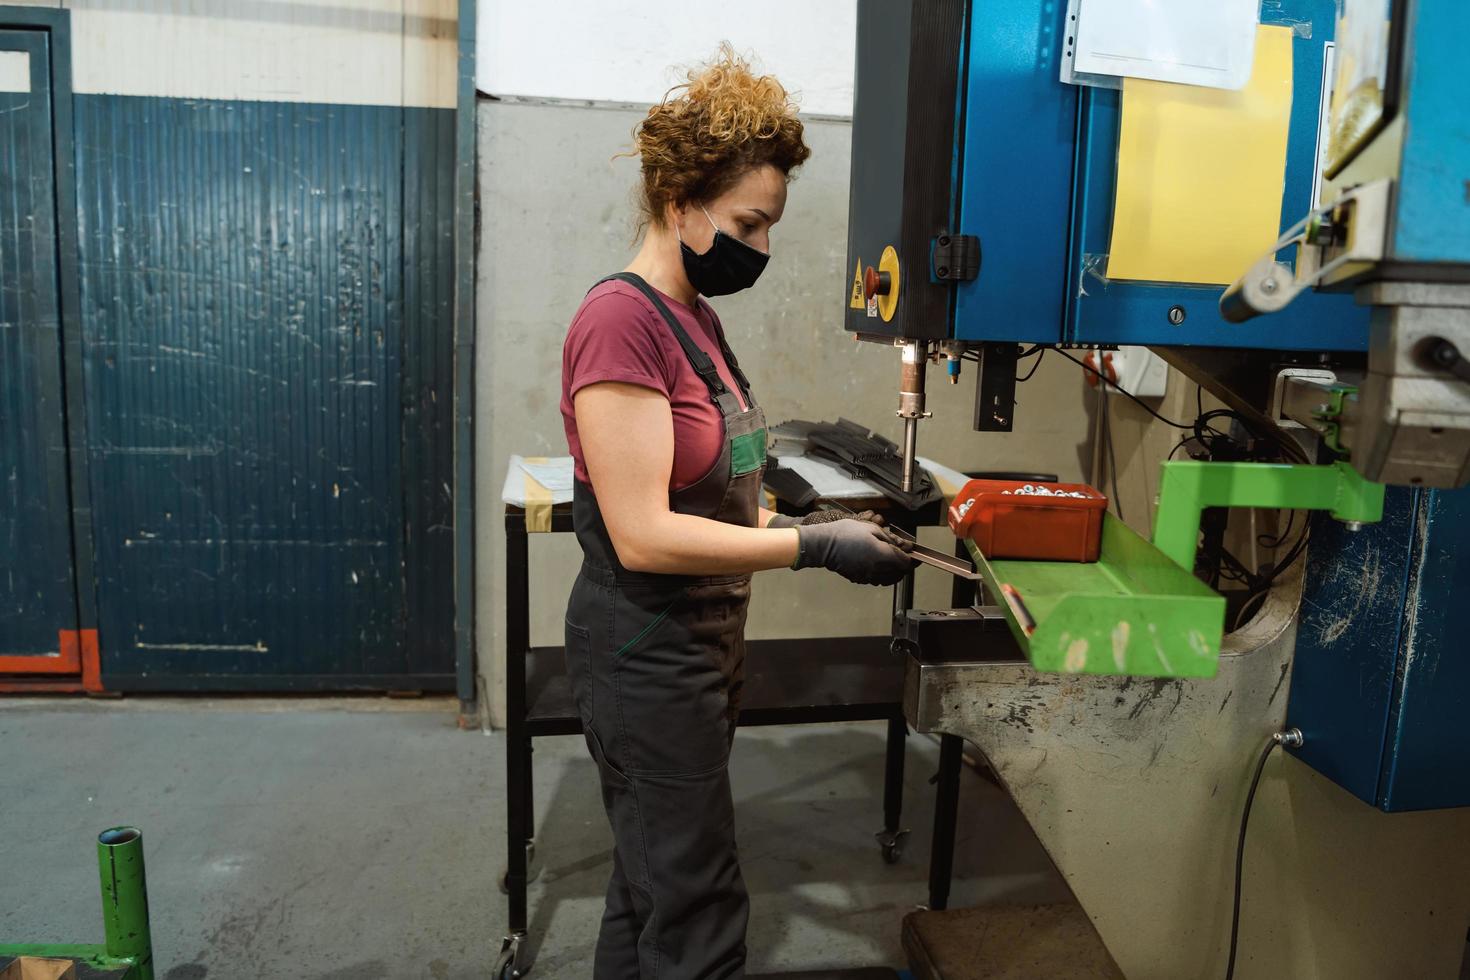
[1060,0,1121,90]
[518,458,575,493]
[776,455,882,499]
[1072,0,1260,90]
[501,455,575,506]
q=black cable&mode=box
[1268,523,1311,581]
[1233,518,1311,631]
[1191,409,1309,466]
[1168,433,1198,461]
[1232,589,1270,631]
[963,344,1043,365]
[1214,547,1257,585]
[1102,390,1124,520]
[1016,350,1045,383]
[1227,732,1299,980]
[1153,383,1313,612]
[1054,347,1192,429]
[1044,350,1310,603]
[1258,510,1297,549]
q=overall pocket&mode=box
[611,583,745,778]
[564,619,594,725]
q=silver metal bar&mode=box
[901,418,918,493]
[884,524,982,580]
[908,541,982,580]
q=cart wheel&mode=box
[497,839,539,895]
[882,839,904,864]
[495,934,531,979]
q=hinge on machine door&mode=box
[931,233,981,283]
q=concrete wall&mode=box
[477,0,857,116]
[474,99,1095,726]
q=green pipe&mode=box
[96,826,154,980]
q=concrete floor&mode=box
[0,698,1070,979]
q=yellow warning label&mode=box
[849,260,865,310]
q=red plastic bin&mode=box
[948,479,1109,563]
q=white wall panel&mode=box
[0,51,30,93]
[477,0,857,117]
[61,0,455,107]
[403,0,457,109]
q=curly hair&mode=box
[630,44,811,234]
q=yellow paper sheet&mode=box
[522,455,553,533]
[1106,25,1294,286]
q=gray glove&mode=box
[792,518,916,586]
[767,509,887,529]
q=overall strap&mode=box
[694,296,753,400]
[596,273,737,405]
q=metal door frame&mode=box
[0,7,99,690]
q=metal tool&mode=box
[823,504,983,581]
[885,524,982,580]
[897,340,931,493]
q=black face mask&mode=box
[678,206,770,297]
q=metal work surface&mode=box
[71,94,455,688]
[902,572,1470,978]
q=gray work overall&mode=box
[565,272,767,979]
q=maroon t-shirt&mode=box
[561,279,748,490]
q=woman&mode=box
[560,47,914,979]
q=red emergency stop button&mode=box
[863,266,892,300]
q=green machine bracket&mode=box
[1152,460,1386,572]
[970,461,1386,679]
[0,827,155,979]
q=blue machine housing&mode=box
[1375,0,1470,271]
[844,0,1468,811]
[1269,0,1470,812]
[946,0,1369,350]
[1289,488,1470,812]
